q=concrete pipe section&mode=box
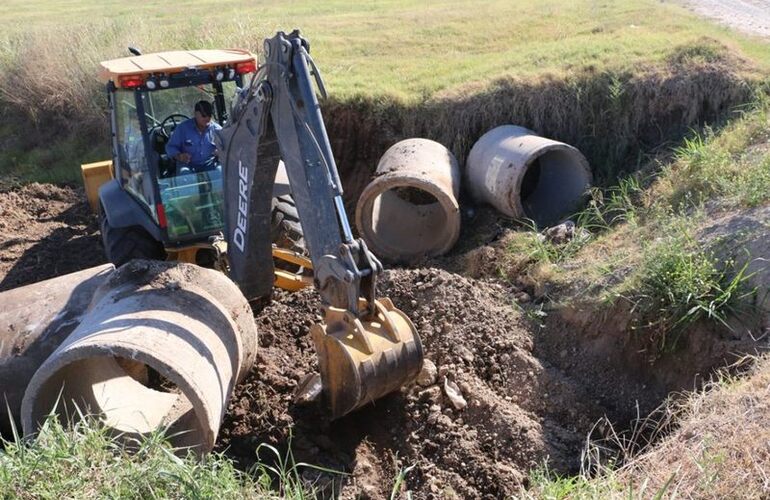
[20,260,257,453]
[0,264,115,435]
[356,138,461,262]
[466,125,592,226]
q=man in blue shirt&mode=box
[165,100,222,172]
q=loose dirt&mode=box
[1,183,765,498]
[219,247,764,497]
[0,183,105,291]
[220,269,611,498]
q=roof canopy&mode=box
[99,49,256,82]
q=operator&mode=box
[165,100,221,172]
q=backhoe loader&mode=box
[83,46,309,291]
[81,30,424,418]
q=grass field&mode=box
[1,0,769,184]
[1,0,769,101]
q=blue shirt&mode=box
[165,118,222,168]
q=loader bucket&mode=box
[311,298,423,418]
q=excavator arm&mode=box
[218,30,423,418]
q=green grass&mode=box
[0,123,108,184]
[524,461,677,499]
[0,414,338,499]
[659,100,770,210]
[576,176,645,232]
[2,0,767,184]
[525,465,626,499]
[500,100,769,352]
[1,0,769,101]
[500,175,644,279]
[628,230,755,351]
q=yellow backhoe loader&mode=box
[77,30,424,419]
[82,46,310,291]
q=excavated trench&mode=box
[0,47,766,497]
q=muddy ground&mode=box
[0,184,764,498]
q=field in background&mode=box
[1,0,770,184]
[2,0,769,101]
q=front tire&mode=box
[99,207,166,267]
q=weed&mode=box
[506,220,590,267]
[733,153,770,207]
[628,235,756,351]
[390,462,416,500]
[576,175,645,232]
[658,102,770,211]
[251,440,345,498]
[514,300,549,329]
[525,464,608,499]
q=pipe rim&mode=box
[21,341,217,451]
[513,143,592,222]
[355,172,461,261]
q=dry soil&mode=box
[0,184,765,498]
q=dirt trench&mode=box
[217,251,766,498]
[0,177,766,499]
[324,40,756,217]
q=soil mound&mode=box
[220,269,608,498]
[0,183,105,291]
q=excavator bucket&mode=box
[311,298,423,419]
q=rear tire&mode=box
[99,206,166,267]
[271,194,307,271]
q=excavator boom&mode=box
[218,30,423,418]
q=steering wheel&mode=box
[158,113,190,140]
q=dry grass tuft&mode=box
[525,356,770,498]
[610,355,770,498]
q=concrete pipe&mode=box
[466,125,592,226]
[355,138,461,262]
[0,264,115,435]
[21,260,257,453]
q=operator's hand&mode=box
[176,153,192,163]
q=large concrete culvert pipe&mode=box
[0,264,115,435]
[467,125,592,226]
[355,139,461,262]
[20,260,257,453]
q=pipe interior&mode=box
[30,356,202,447]
[520,149,590,226]
[370,187,449,257]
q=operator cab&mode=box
[100,49,257,244]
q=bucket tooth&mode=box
[311,298,423,419]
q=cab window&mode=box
[114,90,155,217]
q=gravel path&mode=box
[680,0,770,39]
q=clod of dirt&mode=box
[416,359,438,387]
